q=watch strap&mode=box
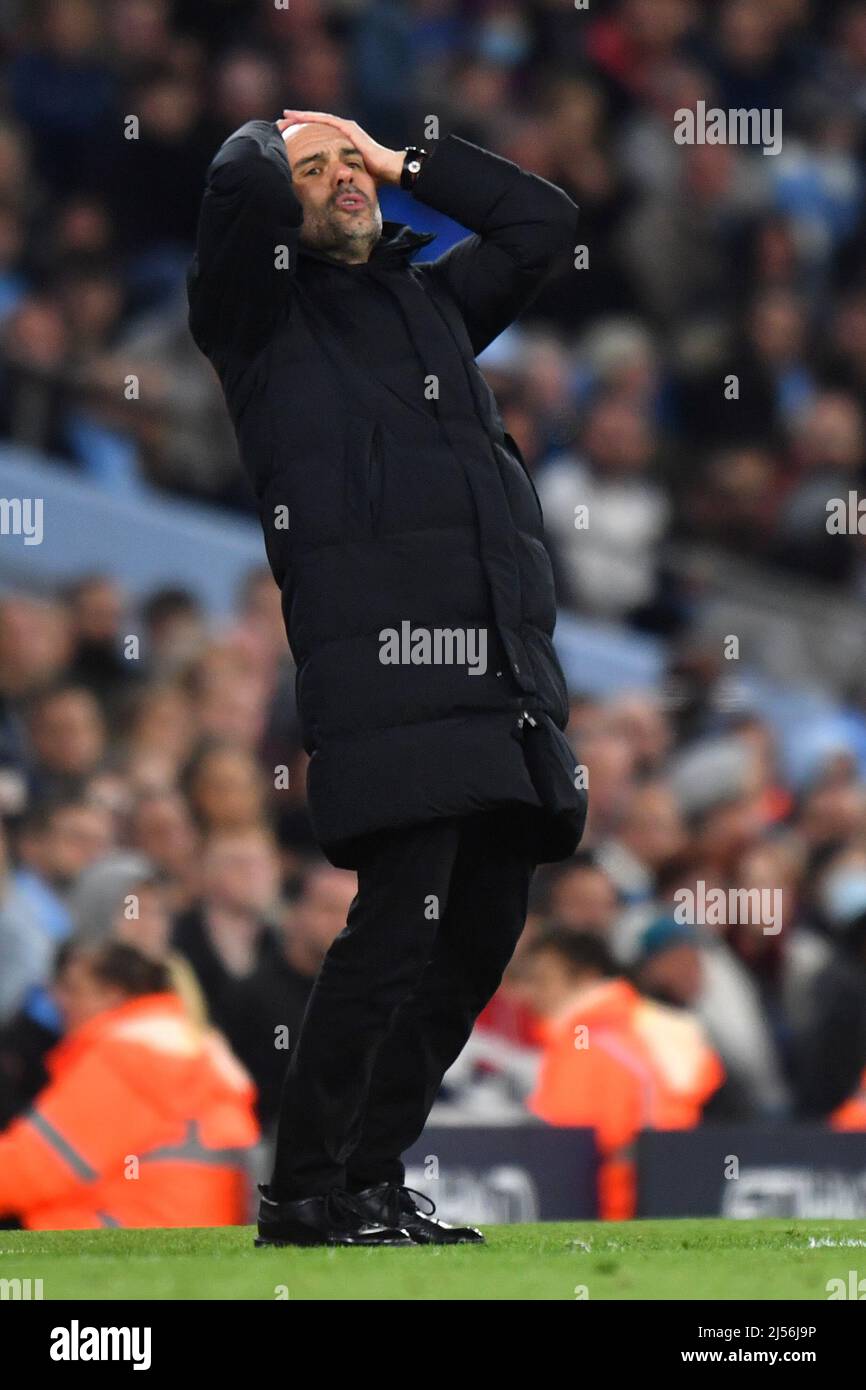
[400,146,429,191]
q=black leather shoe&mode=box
[255,1184,414,1247]
[351,1183,485,1245]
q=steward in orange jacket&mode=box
[831,1070,866,1130]
[523,929,723,1219]
[0,941,259,1230]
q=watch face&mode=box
[408,160,421,174]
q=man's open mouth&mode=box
[335,192,367,211]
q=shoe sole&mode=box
[408,1235,486,1245]
[254,1235,415,1249]
[403,1225,486,1245]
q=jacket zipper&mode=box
[517,710,538,729]
[367,421,384,531]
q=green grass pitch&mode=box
[2,1221,865,1299]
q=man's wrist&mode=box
[379,149,407,186]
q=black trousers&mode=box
[271,808,536,1198]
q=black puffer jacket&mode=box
[188,120,587,869]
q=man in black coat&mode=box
[188,108,587,1247]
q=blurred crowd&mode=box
[2,0,866,1225]
[2,0,866,592]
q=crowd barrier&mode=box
[404,1124,866,1222]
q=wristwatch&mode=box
[400,146,429,190]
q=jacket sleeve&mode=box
[0,1048,164,1216]
[413,135,579,356]
[187,119,304,363]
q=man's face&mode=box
[289,865,356,960]
[282,122,382,263]
[203,829,280,917]
[30,690,105,775]
[549,867,618,935]
[29,805,113,888]
[639,944,702,1007]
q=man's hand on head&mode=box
[275,116,298,155]
[277,110,405,186]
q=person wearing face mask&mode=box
[814,848,866,936]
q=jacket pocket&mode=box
[504,430,544,526]
[522,713,587,825]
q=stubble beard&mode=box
[301,201,383,264]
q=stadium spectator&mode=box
[0,819,46,1023]
[2,798,114,1015]
[110,871,208,1029]
[182,742,269,833]
[128,789,201,914]
[633,917,706,1010]
[270,861,358,1090]
[171,824,287,1125]
[139,589,206,678]
[537,395,669,622]
[24,684,108,799]
[540,852,621,938]
[597,777,686,904]
[62,574,143,711]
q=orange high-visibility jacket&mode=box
[831,1068,866,1130]
[528,979,724,1219]
[0,992,260,1230]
